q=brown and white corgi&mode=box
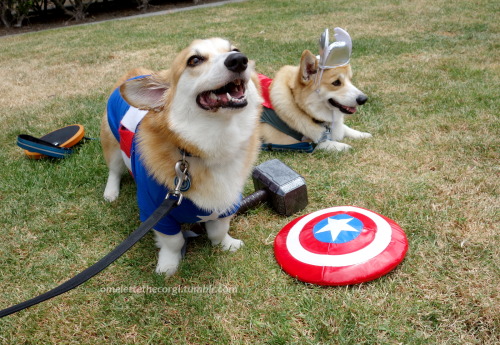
[100,38,262,276]
[260,29,371,152]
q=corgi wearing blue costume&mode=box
[100,38,262,276]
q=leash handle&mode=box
[17,134,74,159]
[0,197,178,318]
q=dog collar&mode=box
[178,148,193,158]
[315,28,352,91]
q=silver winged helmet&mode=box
[315,28,352,90]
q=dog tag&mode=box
[174,175,191,192]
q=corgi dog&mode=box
[100,38,262,276]
[260,28,371,152]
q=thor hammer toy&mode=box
[238,159,308,216]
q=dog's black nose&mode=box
[356,94,368,105]
[224,53,248,73]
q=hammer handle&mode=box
[238,189,268,214]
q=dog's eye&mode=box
[187,55,205,67]
[232,48,240,52]
[332,80,341,86]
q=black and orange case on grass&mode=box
[24,124,85,159]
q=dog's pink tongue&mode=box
[342,105,357,114]
[199,92,231,109]
[218,93,229,103]
[230,83,245,99]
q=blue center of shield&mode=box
[313,214,363,243]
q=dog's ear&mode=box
[120,75,170,111]
[299,50,318,85]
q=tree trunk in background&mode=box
[52,0,95,22]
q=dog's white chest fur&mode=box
[168,78,261,212]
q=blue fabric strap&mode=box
[17,135,73,159]
[260,107,316,153]
[260,107,305,142]
[261,142,315,153]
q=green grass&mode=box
[0,0,498,343]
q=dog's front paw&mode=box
[316,140,352,152]
[218,235,244,252]
[343,126,372,140]
[351,131,372,139]
[155,263,179,276]
[156,249,182,276]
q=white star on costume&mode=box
[196,211,221,222]
[315,217,359,242]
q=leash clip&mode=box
[167,155,191,205]
[316,125,332,144]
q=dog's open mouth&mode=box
[197,79,247,111]
[328,98,357,114]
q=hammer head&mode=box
[252,159,308,216]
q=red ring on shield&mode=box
[274,206,408,285]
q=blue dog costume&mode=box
[106,76,239,236]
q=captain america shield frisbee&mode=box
[274,206,408,285]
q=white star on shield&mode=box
[314,217,360,242]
